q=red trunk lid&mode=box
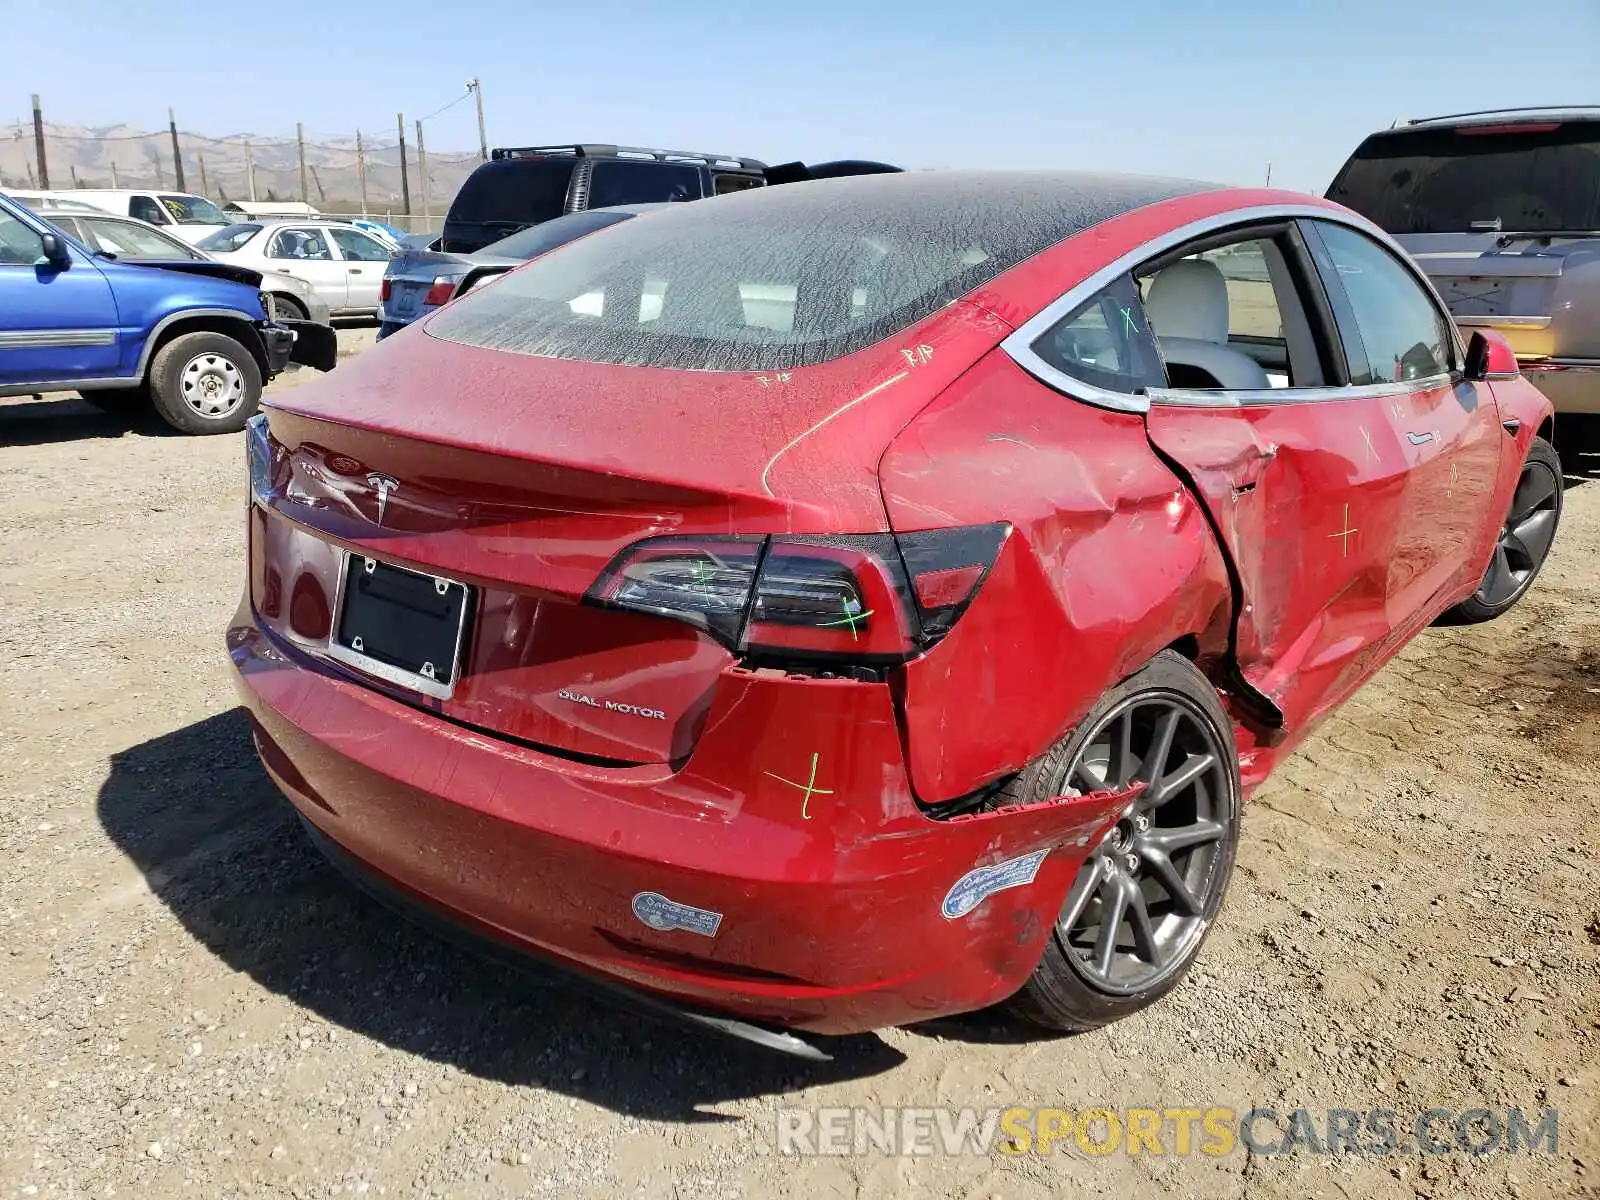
[256,304,1007,764]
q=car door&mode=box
[325,227,393,310]
[1130,220,1424,736]
[264,227,348,312]
[1301,218,1505,610]
[0,202,121,390]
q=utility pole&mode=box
[31,93,48,190]
[397,112,411,216]
[356,130,369,216]
[70,164,80,188]
[246,142,257,201]
[415,119,431,227]
[155,156,165,188]
[110,160,120,188]
[1265,161,1273,187]
[196,152,207,197]
[310,165,327,204]
[168,107,186,191]
[469,78,488,161]
[296,122,308,204]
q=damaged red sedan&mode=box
[230,171,1562,1056]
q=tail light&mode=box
[587,524,1007,664]
[424,277,459,306]
[379,278,392,302]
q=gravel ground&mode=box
[1,343,1596,1199]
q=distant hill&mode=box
[0,121,479,220]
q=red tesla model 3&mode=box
[229,171,1561,1056]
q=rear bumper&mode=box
[1521,359,1600,415]
[227,602,1125,1036]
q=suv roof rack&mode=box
[1393,105,1600,129]
[490,143,766,171]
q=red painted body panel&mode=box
[880,351,1233,804]
[227,179,1555,1035]
[230,610,1125,1034]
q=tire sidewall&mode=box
[1448,436,1564,623]
[147,331,264,436]
[1009,651,1241,1031]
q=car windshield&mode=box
[479,210,637,259]
[160,194,231,225]
[82,217,202,260]
[428,171,1208,371]
[1329,120,1600,235]
[197,223,262,252]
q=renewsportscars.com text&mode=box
[775,1105,1560,1158]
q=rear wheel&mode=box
[1443,436,1562,624]
[1001,651,1241,1033]
[146,331,263,435]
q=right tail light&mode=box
[586,524,1007,665]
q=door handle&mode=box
[349,268,363,274]
[1501,417,1521,435]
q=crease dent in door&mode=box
[1146,398,1404,736]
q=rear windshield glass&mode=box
[427,170,1210,372]
[480,209,636,260]
[446,159,576,226]
[1329,121,1600,235]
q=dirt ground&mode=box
[2,338,1597,1199]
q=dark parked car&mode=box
[438,142,900,253]
[378,204,663,338]
[1328,106,1600,415]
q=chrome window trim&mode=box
[1454,315,1552,330]
[0,328,117,348]
[1147,374,1450,409]
[1001,202,1466,413]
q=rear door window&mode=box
[327,227,393,261]
[586,161,703,208]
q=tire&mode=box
[146,331,263,435]
[269,293,308,321]
[1000,650,1242,1033]
[80,386,150,415]
[1442,436,1563,625]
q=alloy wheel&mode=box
[179,352,246,420]
[1476,458,1561,608]
[1053,693,1236,996]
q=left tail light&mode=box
[379,278,392,302]
[586,525,1007,664]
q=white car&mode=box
[24,189,234,244]
[197,220,395,318]
[38,208,331,325]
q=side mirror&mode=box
[37,232,71,270]
[1463,328,1519,381]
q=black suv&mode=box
[439,143,899,253]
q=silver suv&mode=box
[1328,107,1600,414]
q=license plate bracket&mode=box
[328,555,472,699]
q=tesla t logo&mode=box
[557,689,666,721]
[366,473,398,525]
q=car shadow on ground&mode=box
[95,708,905,1121]
[0,395,183,446]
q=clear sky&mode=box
[4,0,1597,193]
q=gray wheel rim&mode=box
[1054,692,1236,996]
[179,351,246,419]
[1476,459,1560,608]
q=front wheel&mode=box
[147,331,263,435]
[1443,436,1563,624]
[1001,650,1242,1033]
